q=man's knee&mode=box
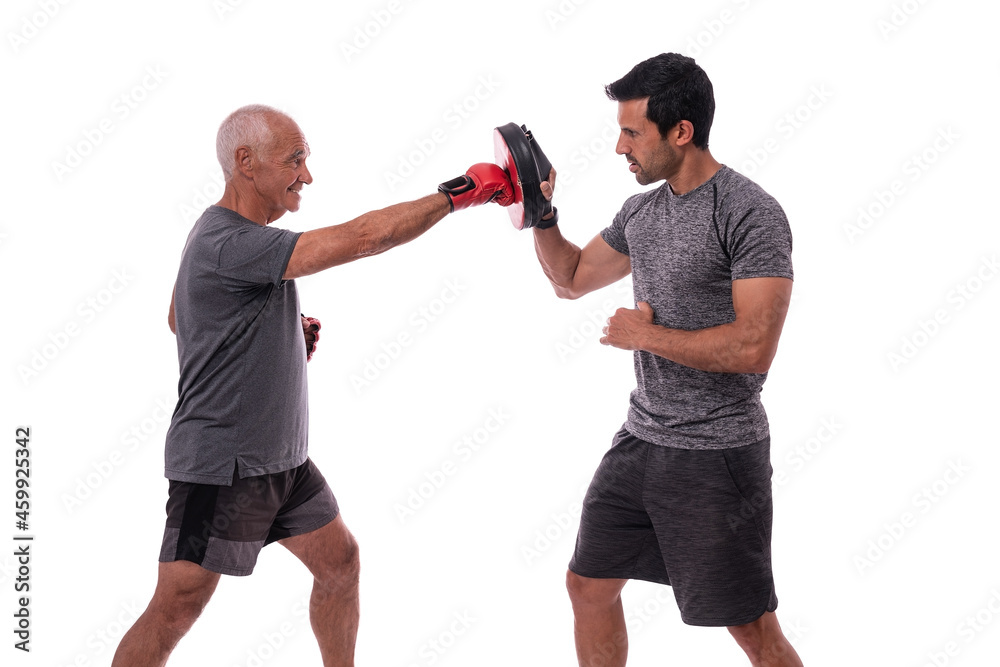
[163,590,213,629]
[728,612,789,660]
[151,562,219,630]
[566,570,624,607]
[316,533,360,593]
[339,534,361,583]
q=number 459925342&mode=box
[15,427,30,528]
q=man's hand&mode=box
[169,284,177,334]
[539,167,555,203]
[537,168,558,229]
[302,316,321,361]
[600,302,655,351]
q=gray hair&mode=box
[216,104,284,181]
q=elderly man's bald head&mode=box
[216,104,298,181]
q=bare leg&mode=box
[112,561,221,667]
[728,611,804,666]
[566,570,629,667]
[280,515,360,667]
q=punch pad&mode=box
[493,122,554,230]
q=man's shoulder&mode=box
[188,205,282,247]
[617,183,668,219]
[714,165,784,212]
[193,205,250,229]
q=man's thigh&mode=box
[644,438,777,627]
[279,515,358,581]
[569,428,670,584]
[159,458,339,576]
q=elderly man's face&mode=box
[253,114,313,222]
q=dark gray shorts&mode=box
[569,428,778,627]
[159,458,339,576]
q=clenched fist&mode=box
[600,302,654,351]
[302,316,321,361]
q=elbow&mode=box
[728,322,780,373]
[743,344,777,374]
[553,284,583,300]
[549,275,586,300]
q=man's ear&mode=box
[674,120,696,147]
[234,146,254,178]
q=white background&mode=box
[3,0,999,665]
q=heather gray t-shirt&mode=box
[601,165,793,450]
[165,205,307,484]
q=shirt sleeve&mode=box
[216,224,302,288]
[600,195,641,256]
[727,202,794,282]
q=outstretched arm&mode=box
[284,193,451,280]
[284,162,511,280]
[601,277,792,373]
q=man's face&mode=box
[615,98,679,186]
[252,114,313,222]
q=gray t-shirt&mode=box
[165,205,307,484]
[601,165,793,450]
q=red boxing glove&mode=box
[438,163,514,212]
[301,316,321,361]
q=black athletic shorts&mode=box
[569,428,778,627]
[159,458,339,576]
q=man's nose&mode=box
[615,132,628,155]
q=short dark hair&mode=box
[605,53,715,149]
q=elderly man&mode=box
[112,104,511,666]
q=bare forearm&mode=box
[532,226,583,298]
[360,192,452,255]
[603,279,791,373]
[637,322,773,374]
[285,193,451,279]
